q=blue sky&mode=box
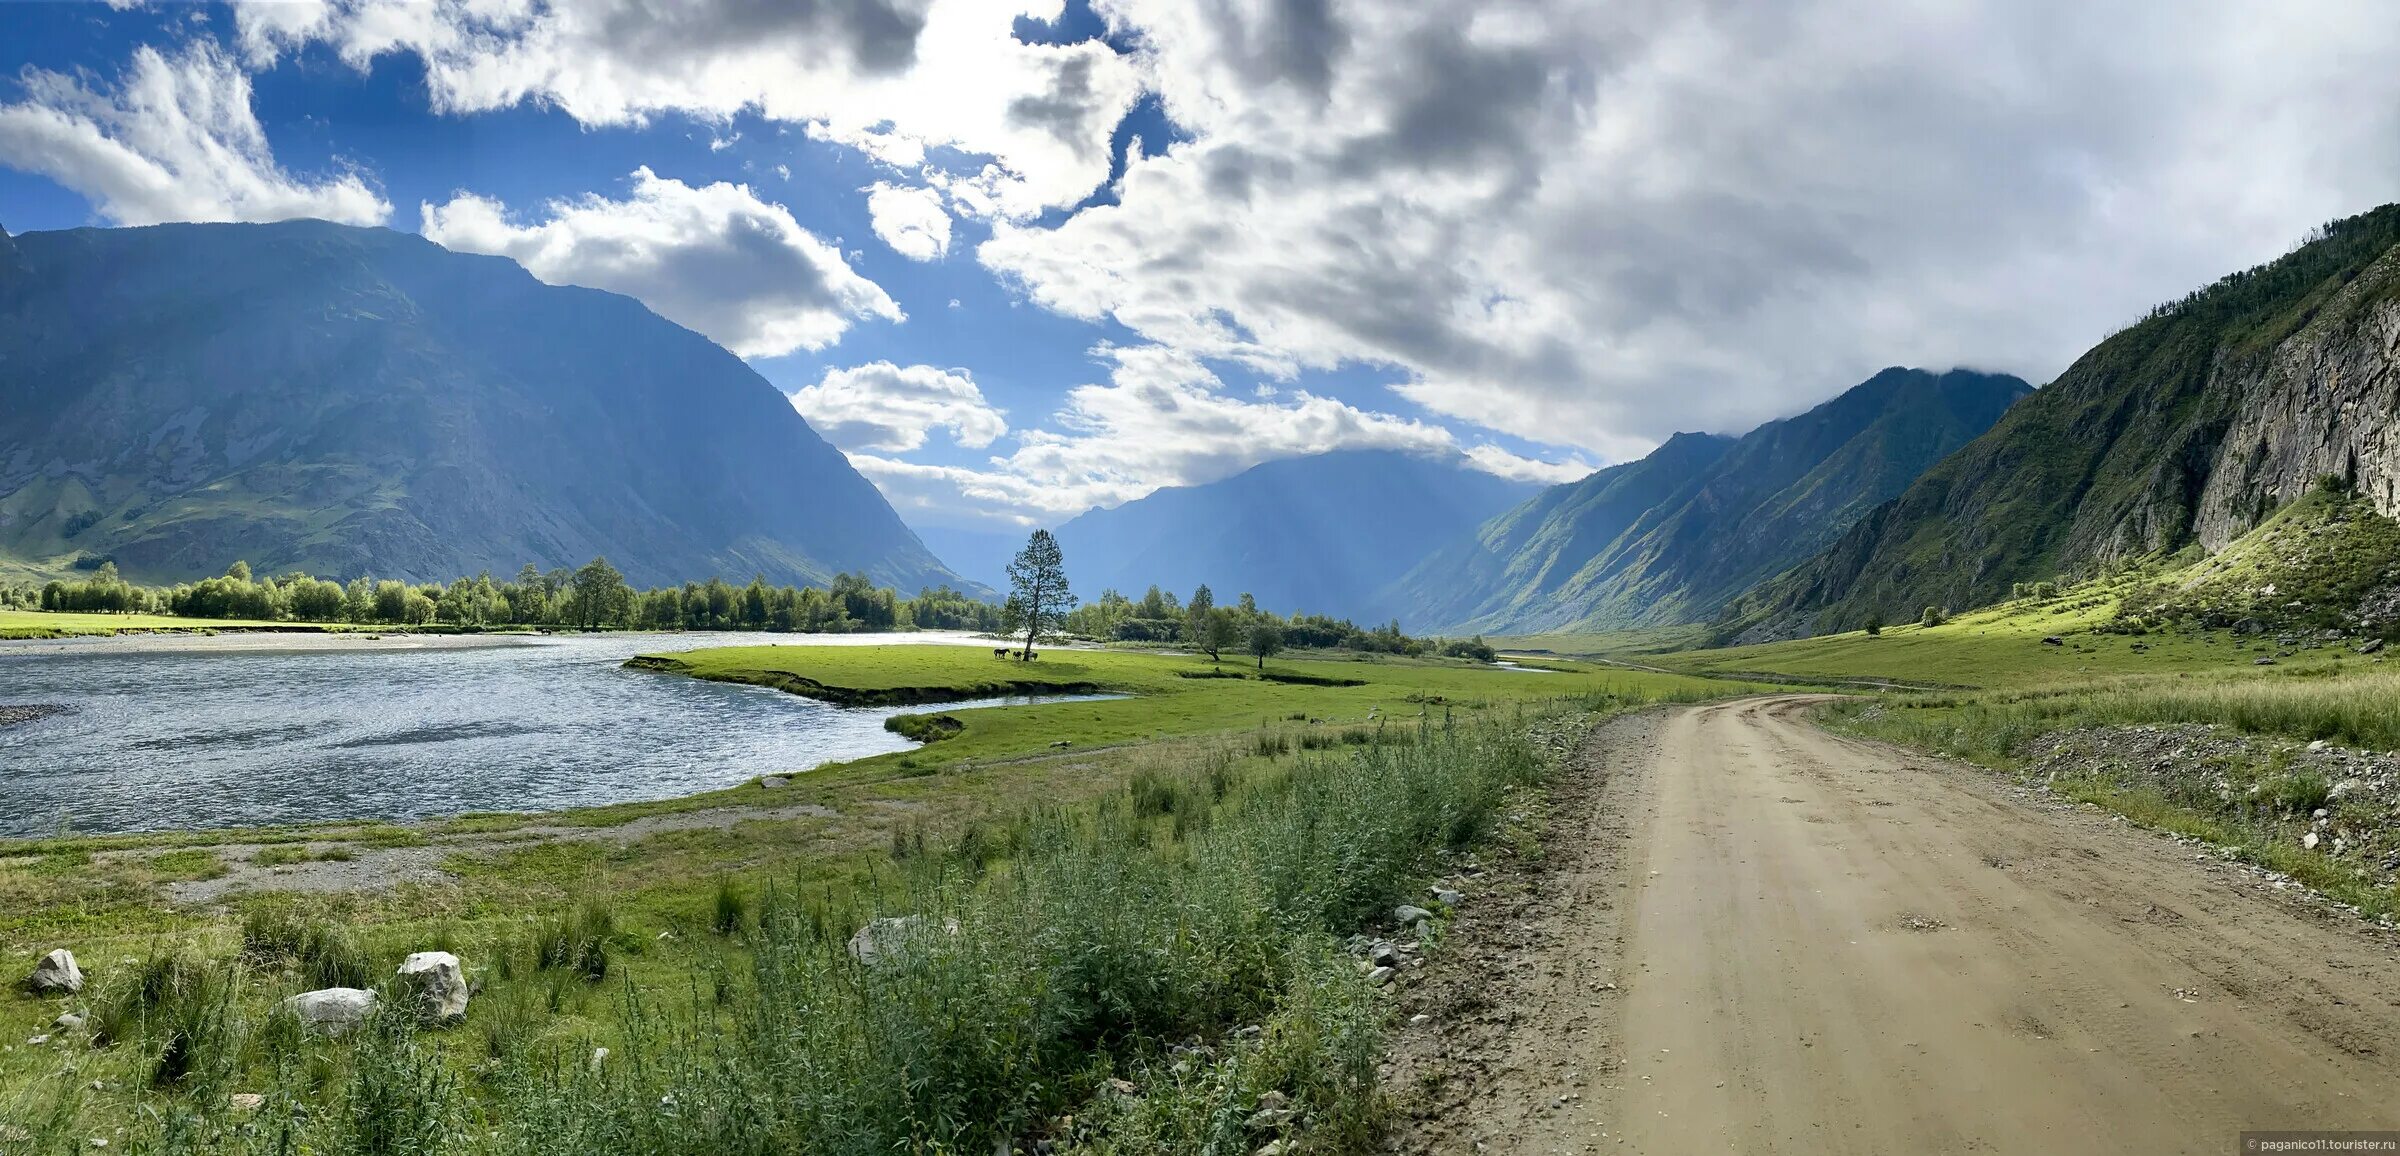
[4,1,2397,536]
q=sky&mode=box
[2,1,2398,536]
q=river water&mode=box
[0,631,1063,836]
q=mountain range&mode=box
[1049,450,1536,617]
[0,220,963,592]
[1721,205,2400,641]
[1379,368,2030,635]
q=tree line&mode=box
[3,558,1003,634]
[4,532,1497,662]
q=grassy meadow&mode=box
[0,609,325,640]
[0,640,1750,1153]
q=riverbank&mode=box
[0,643,1758,1151]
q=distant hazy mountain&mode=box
[1723,204,2400,641]
[1049,450,1537,618]
[1381,368,2031,635]
[909,522,1028,594]
[0,220,964,592]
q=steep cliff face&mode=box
[1722,205,2400,641]
[1378,368,2027,635]
[2194,256,2400,547]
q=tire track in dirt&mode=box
[1391,696,2400,1154]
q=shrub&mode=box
[712,879,750,936]
[536,901,617,981]
[1920,605,1949,628]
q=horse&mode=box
[993,647,1009,659]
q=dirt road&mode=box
[1396,696,2400,1154]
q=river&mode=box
[0,630,1065,837]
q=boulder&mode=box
[1393,904,1434,925]
[27,949,81,995]
[1430,887,1464,906]
[282,988,378,1037]
[2359,639,2387,655]
[396,952,470,1021]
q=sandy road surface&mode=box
[1396,696,2400,1154]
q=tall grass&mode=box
[15,714,1555,1155]
[1843,667,2400,761]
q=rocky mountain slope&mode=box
[1722,205,2400,641]
[1050,450,1535,617]
[0,220,963,591]
[1381,368,2029,635]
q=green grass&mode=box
[1649,575,2365,689]
[636,644,1756,774]
[0,708,1604,1153]
[0,608,302,638]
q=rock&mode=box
[2255,657,2277,665]
[27,950,82,995]
[1256,1090,1289,1111]
[26,1034,49,1046]
[846,915,960,965]
[1049,740,1072,748]
[2310,740,2332,752]
[590,1046,609,1073]
[395,951,470,1021]
[1368,941,1400,967]
[282,988,378,1037]
[2313,808,2331,819]
[2041,636,2064,646]
[1366,966,1395,986]
[760,775,790,790]
[1107,1078,1138,1096]
[2331,778,2366,801]
[1430,887,1464,905]
[51,1012,83,1032]
[228,1093,264,1112]
[1394,904,1435,925]
[1255,1142,1288,1156]
[1246,1106,1298,1129]
[2359,639,2387,655]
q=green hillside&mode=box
[1381,368,2027,634]
[1721,206,2400,641]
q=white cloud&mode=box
[1463,444,1594,486]
[0,41,389,227]
[973,0,2400,451]
[864,181,953,260]
[846,343,1529,521]
[420,167,899,357]
[236,0,1142,218]
[789,361,1005,452]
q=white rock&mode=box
[2309,740,2331,752]
[2304,831,2321,851]
[396,952,470,1021]
[28,949,82,995]
[228,1093,264,1112]
[51,1012,83,1032]
[846,915,959,966]
[282,988,378,1037]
